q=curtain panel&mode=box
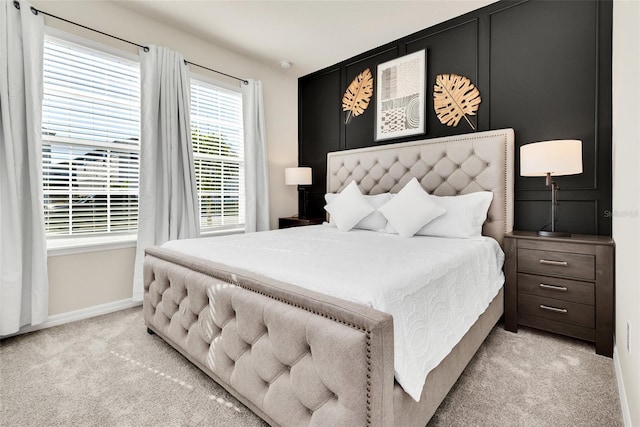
[132,45,200,301]
[242,79,270,232]
[0,0,48,335]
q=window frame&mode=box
[189,72,246,233]
[42,28,142,248]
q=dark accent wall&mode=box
[298,0,612,236]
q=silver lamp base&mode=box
[538,173,571,238]
[537,229,571,238]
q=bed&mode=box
[143,128,515,426]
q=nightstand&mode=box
[278,216,324,229]
[504,231,615,357]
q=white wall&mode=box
[612,0,640,425]
[29,0,299,316]
[48,247,136,315]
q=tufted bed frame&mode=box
[143,128,515,426]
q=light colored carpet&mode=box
[429,322,622,427]
[0,307,622,427]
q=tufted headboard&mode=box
[326,128,514,245]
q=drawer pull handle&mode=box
[539,283,568,292]
[539,304,568,314]
[539,259,568,267]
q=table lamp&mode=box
[520,139,583,237]
[285,167,312,218]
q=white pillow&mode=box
[378,178,446,238]
[325,192,393,231]
[324,181,374,231]
[415,191,494,238]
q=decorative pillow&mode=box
[378,178,446,238]
[324,181,374,231]
[416,191,494,238]
[325,192,393,231]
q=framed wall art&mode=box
[375,49,426,141]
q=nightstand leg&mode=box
[595,245,614,357]
[504,237,518,332]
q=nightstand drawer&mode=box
[518,248,595,281]
[518,294,594,329]
[518,273,594,305]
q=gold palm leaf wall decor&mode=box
[342,68,373,125]
[433,74,481,130]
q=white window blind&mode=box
[42,37,140,237]
[190,78,245,231]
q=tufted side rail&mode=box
[327,128,514,245]
[143,247,395,427]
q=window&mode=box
[190,78,244,231]
[41,35,244,239]
[42,36,140,237]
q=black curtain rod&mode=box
[13,1,249,85]
[184,60,248,85]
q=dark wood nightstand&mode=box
[504,231,615,357]
[278,216,324,229]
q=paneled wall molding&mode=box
[298,0,612,235]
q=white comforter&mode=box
[162,225,504,401]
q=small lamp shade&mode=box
[520,140,583,177]
[285,167,312,185]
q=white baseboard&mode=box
[614,344,633,427]
[4,298,141,338]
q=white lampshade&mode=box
[285,167,312,185]
[520,139,583,177]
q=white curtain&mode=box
[132,45,200,301]
[242,79,270,232]
[0,0,48,335]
